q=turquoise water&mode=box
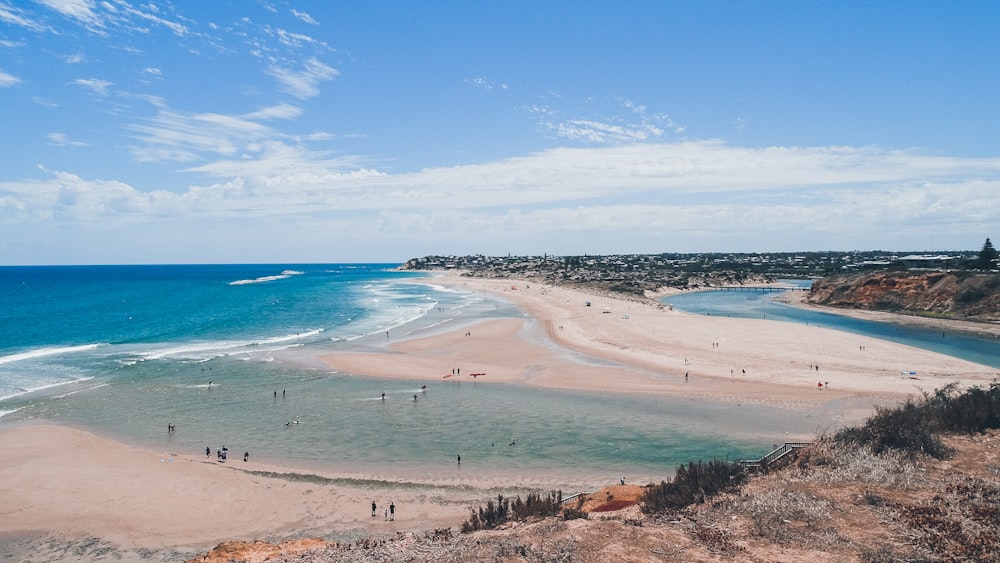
[1,265,793,486]
[662,284,1000,369]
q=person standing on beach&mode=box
[371,500,377,517]
[457,454,461,465]
[205,446,210,458]
[244,451,249,462]
[389,501,395,521]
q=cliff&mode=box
[808,271,1000,322]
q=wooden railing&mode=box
[739,442,812,471]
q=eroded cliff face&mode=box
[808,271,1000,322]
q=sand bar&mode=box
[321,274,998,401]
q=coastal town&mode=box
[401,250,982,297]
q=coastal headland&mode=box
[2,271,997,562]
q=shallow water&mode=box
[0,266,933,486]
[662,286,1000,369]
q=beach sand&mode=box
[0,424,478,562]
[323,274,997,400]
[3,273,997,561]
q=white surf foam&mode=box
[0,343,105,365]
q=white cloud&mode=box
[4,136,999,262]
[47,132,89,146]
[242,102,302,121]
[0,69,21,87]
[535,97,683,144]
[267,57,338,99]
[36,0,103,29]
[466,76,495,91]
[290,9,318,25]
[550,119,662,143]
[72,77,113,95]
[127,108,276,162]
[63,52,85,63]
[123,2,187,36]
[0,2,48,31]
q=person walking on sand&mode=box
[389,501,395,521]
[371,500,377,517]
[457,454,461,465]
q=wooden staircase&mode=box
[739,442,812,472]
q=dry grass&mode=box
[189,429,1000,562]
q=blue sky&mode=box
[1,1,998,265]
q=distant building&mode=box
[898,255,957,270]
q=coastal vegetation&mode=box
[191,381,1000,561]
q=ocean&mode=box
[0,265,952,489]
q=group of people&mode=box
[204,445,249,463]
[371,500,395,520]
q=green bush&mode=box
[640,459,746,514]
[461,490,563,532]
[835,382,1000,459]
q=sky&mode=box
[1,1,999,265]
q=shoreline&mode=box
[773,288,1000,339]
[0,424,521,562]
[4,271,998,561]
[322,272,996,398]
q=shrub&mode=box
[640,459,746,514]
[461,491,563,532]
[834,381,1000,459]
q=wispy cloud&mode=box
[242,103,303,121]
[0,69,21,87]
[534,97,683,144]
[47,132,89,146]
[267,57,338,99]
[127,108,275,162]
[0,2,46,31]
[466,76,507,92]
[291,9,318,25]
[125,103,316,163]
[549,119,662,143]
[36,0,104,31]
[71,77,113,95]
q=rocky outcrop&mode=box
[808,271,1000,322]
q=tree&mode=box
[977,237,998,270]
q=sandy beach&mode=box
[323,274,997,401]
[2,273,997,561]
[0,424,481,562]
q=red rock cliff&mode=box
[808,271,1000,322]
